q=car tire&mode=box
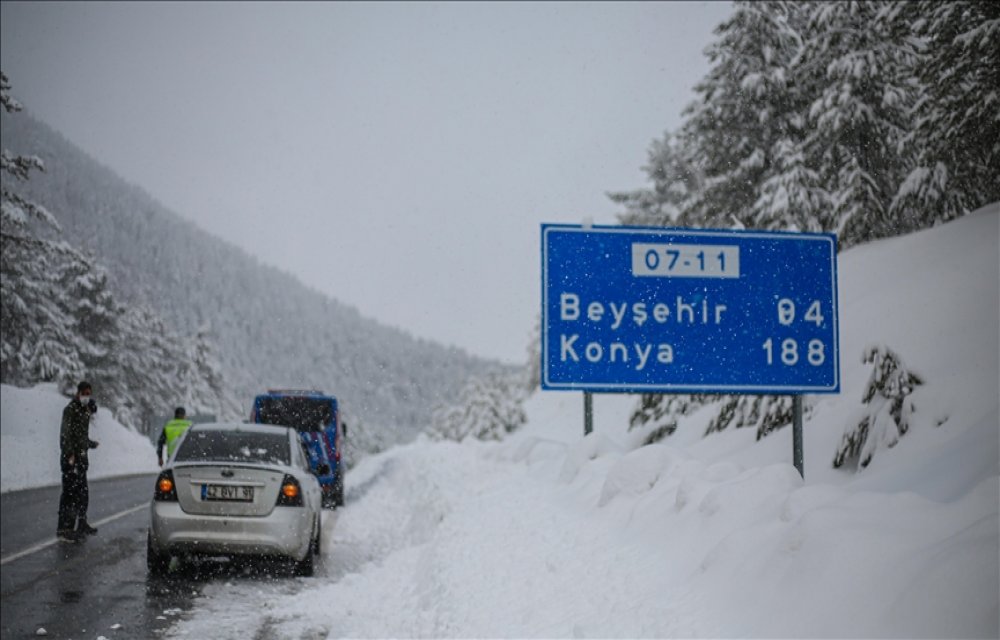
[311,514,322,556]
[333,477,344,507]
[147,532,170,577]
[294,547,314,577]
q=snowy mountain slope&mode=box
[0,383,158,493]
[1,110,503,446]
[91,207,1000,637]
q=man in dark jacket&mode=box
[57,381,100,542]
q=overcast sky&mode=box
[2,1,732,364]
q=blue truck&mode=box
[250,389,346,508]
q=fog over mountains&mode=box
[2,109,506,451]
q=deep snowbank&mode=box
[166,206,998,638]
[0,383,159,492]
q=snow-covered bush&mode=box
[833,344,924,470]
[705,394,800,441]
[628,394,706,444]
[427,371,527,442]
[629,393,804,445]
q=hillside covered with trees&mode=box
[606,1,998,447]
[1,75,502,454]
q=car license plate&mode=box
[202,484,254,502]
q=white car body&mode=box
[147,422,322,576]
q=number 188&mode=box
[763,338,825,366]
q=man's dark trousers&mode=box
[57,464,88,532]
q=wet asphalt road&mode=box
[2,473,336,639]
[1,474,197,639]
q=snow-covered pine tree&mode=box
[611,1,991,456]
[833,344,923,470]
[175,323,236,419]
[797,1,922,248]
[612,2,809,443]
[428,404,461,442]
[681,1,807,230]
[891,0,1000,224]
[110,306,189,434]
[0,237,87,387]
[609,131,701,228]
[742,1,833,234]
[1,72,84,386]
[51,248,236,432]
[56,250,125,402]
[427,371,527,442]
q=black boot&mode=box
[57,529,83,542]
[77,520,98,535]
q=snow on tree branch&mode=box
[833,344,924,471]
[1,71,24,113]
[705,394,801,441]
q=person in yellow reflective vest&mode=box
[157,407,193,466]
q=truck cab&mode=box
[250,389,346,508]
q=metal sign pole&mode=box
[792,395,804,478]
[584,392,593,436]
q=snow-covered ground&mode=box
[163,206,999,638]
[1,207,997,638]
[1,382,159,492]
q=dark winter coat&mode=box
[60,399,94,471]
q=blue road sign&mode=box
[541,224,840,394]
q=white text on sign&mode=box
[559,293,728,328]
[557,292,730,371]
[632,243,740,278]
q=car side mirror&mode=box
[316,463,331,476]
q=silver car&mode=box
[147,422,323,577]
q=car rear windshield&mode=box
[174,430,290,465]
[257,397,333,433]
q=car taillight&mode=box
[154,470,178,502]
[334,449,341,462]
[276,475,303,507]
